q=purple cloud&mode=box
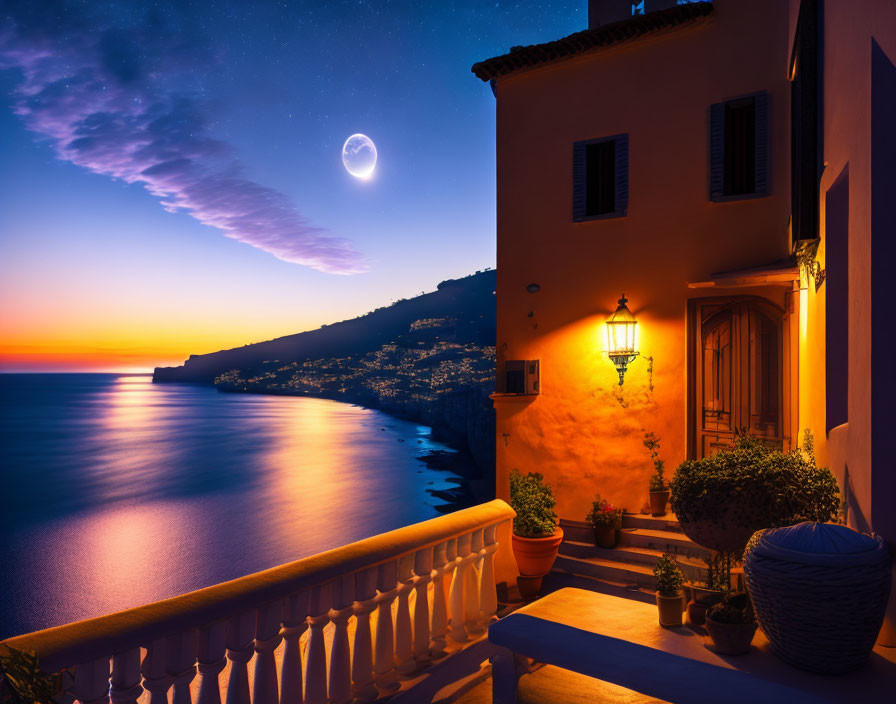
[0,3,367,274]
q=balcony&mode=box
[2,501,894,704]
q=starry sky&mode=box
[0,0,584,372]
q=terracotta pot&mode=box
[692,585,724,606]
[511,527,563,577]
[516,574,543,600]
[687,600,712,626]
[656,591,684,627]
[649,490,670,517]
[705,617,758,655]
[592,524,619,549]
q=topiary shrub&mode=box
[509,469,558,538]
[670,433,840,552]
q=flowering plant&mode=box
[585,494,624,529]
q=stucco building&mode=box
[474,0,896,640]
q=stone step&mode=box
[559,513,686,540]
[617,528,708,559]
[541,570,657,606]
[554,554,659,590]
[558,540,708,584]
[620,512,684,532]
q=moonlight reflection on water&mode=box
[0,373,469,638]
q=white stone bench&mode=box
[487,587,896,704]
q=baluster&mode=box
[253,602,282,704]
[71,656,110,704]
[479,523,500,626]
[328,575,355,704]
[448,534,469,642]
[412,547,433,666]
[351,568,379,703]
[303,582,332,704]
[110,649,142,704]
[465,529,485,636]
[141,639,170,704]
[373,560,400,693]
[394,553,416,675]
[279,591,308,704]
[167,630,198,704]
[196,621,227,704]
[225,611,255,704]
[429,540,450,659]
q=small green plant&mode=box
[0,646,69,704]
[509,469,558,538]
[643,430,666,491]
[585,494,624,529]
[653,553,684,596]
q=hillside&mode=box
[153,270,497,479]
[153,270,496,383]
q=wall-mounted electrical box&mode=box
[503,359,540,395]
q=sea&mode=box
[0,373,472,640]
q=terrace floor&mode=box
[451,583,896,704]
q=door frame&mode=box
[686,294,794,459]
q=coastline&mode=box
[212,383,495,512]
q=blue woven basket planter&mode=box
[744,522,891,674]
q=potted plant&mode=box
[643,430,668,516]
[509,469,562,598]
[653,553,684,627]
[686,552,728,626]
[669,432,840,553]
[704,592,758,655]
[585,494,624,549]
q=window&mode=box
[573,134,629,221]
[709,92,769,201]
[632,2,645,15]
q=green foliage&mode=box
[704,551,733,591]
[509,469,558,538]
[643,430,666,491]
[653,553,684,596]
[585,494,624,529]
[0,647,68,704]
[706,592,755,625]
[670,433,840,549]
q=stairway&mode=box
[548,513,710,604]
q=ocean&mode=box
[0,373,471,639]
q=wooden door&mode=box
[693,299,784,458]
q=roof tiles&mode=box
[471,2,714,82]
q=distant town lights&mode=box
[606,294,639,385]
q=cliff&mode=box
[154,270,497,475]
[153,270,496,383]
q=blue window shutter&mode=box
[615,133,629,216]
[709,102,724,200]
[754,91,769,195]
[573,140,587,220]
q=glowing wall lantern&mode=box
[606,294,639,385]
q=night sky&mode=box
[0,0,584,371]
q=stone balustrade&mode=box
[1,500,514,704]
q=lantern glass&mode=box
[605,297,638,356]
[605,294,639,385]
